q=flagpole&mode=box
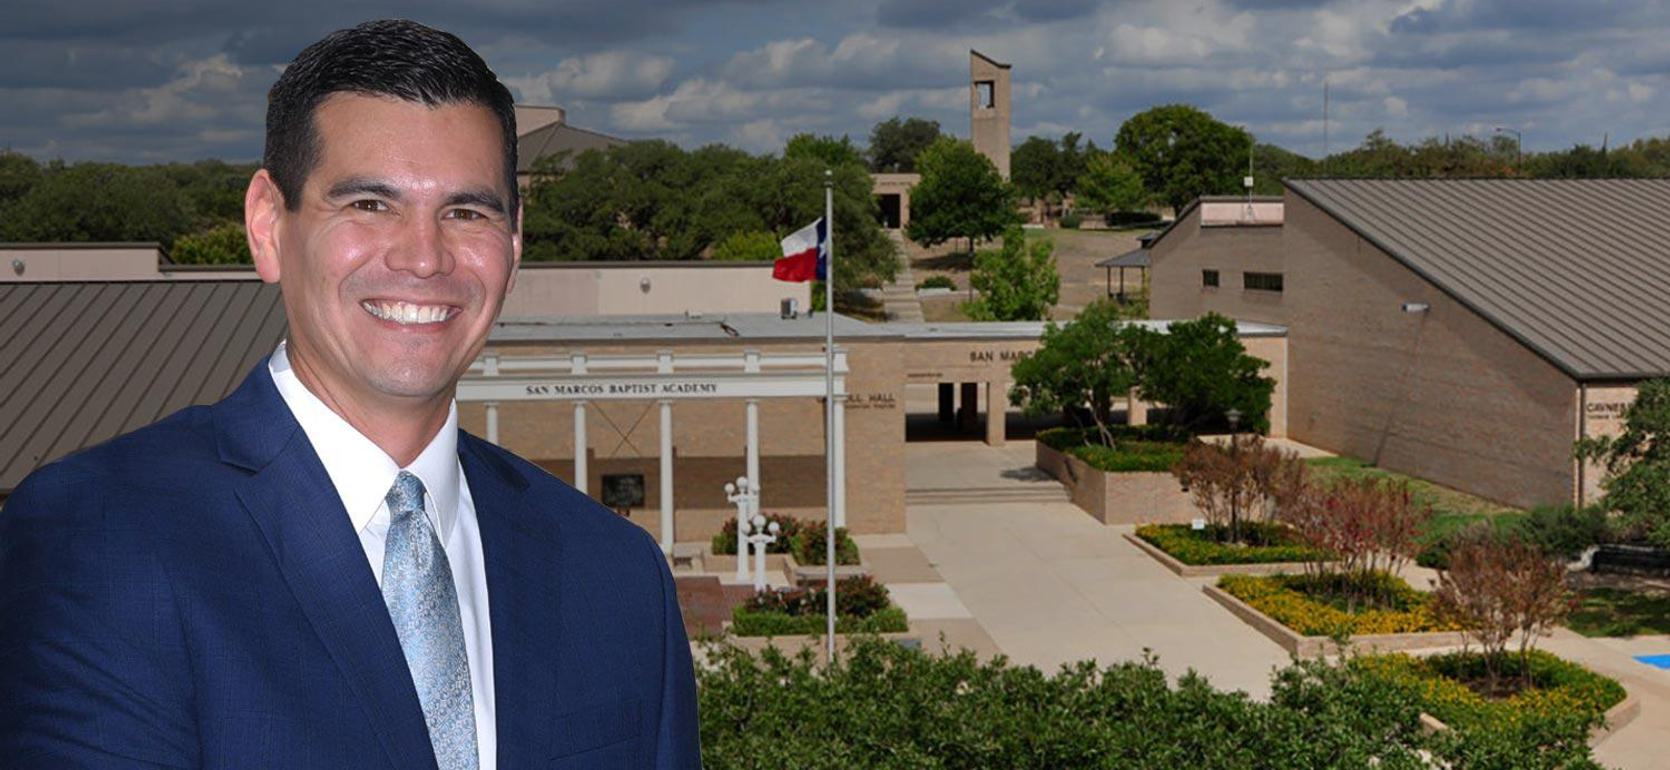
[822,170,837,660]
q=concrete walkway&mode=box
[905,439,1290,698]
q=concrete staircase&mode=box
[879,235,925,323]
[906,484,1071,506]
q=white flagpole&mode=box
[823,169,837,660]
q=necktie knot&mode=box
[387,471,427,522]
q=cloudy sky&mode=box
[6,0,1669,164]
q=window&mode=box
[1244,272,1284,292]
[1202,269,1220,288]
[975,80,995,108]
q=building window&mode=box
[1202,269,1220,288]
[1244,272,1284,292]
[975,80,995,108]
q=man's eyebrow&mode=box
[444,189,507,215]
[324,177,402,201]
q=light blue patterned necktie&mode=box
[382,471,479,770]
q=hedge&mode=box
[1218,572,1460,637]
[711,514,861,566]
[1038,426,1190,473]
[731,606,909,637]
[1136,522,1332,565]
[697,635,1609,769]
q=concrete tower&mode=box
[969,50,1012,180]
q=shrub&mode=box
[711,512,804,557]
[733,575,905,636]
[1278,476,1432,606]
[792,525,861,567]
[1219,573,1459,637]
[1071,440,1185,472]
[1432,527,1574,691]
[1574,378,1670,547]
[1172,436,1308,543]
[710,514,859,566]
[1518,504,1613,560]
[1037,424,1188,450]
[1135,522,1331,565]
[1058,210,1082,229]
[730,606,908,636]
[915,274,955,290]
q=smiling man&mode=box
[0,20,699,769]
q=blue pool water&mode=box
[1633,654,1670,669]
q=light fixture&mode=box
[10,259,22,276]
[639,276,652,293]
[1401,302,1430,314]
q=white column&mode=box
[484,352,500,445]
[745,398,760,507]
[832,392,846,529]
[659,399,674,555]
[572,352,588,495]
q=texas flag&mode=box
[772,218,827,283]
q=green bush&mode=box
[1037,424,1189,450]
[730,606,909,636]
[1071,440,1185,472]
[1136,523,1332,565]
[1518,504,1612,559]
[1058,211,1082,229]
[1218,572,1460,637]
[697,635,1607,769]
[710,514,859,566]
[915,274,956,290]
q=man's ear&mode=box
[245,169,285,284]
[505,200,524,296]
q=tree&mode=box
[1010,136,1061,204]
[964,227,1059,321]
[1074,151,1147,218]
[1432,527,1572,693]
[1575,378,1670,547]
[0,162,195,247]
[171,221,252,264]
[1172,435,1308,544]
[0,151,43,208]
[1114,104,1252,213]
[1278,477,1431,602]
[784,133,863,168]
[866,116,940,173]
[1133,313,1275,433]
[710,230,781,262]
[1009,300,1144,445]
[904,137,1018,254]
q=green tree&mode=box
[1133,313,1275,433]
[784,133,862,168]
[1114,104,1253,213]
[0,151,43,208]
[866,116,941,173]
[1010,300,1144,445]
[964,227,1059,321]
[170,221,252,264]
[905,137,1018,254]
[0,162,194,247]
[710,230,781,262]
[1074,151,1147,218]
[1575,379,1670,547]
[1010,136,1061,204]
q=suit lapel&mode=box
[461,435,561,766]
[215,363,438,770]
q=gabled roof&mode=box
[516,122,629,174]
[1095,248,1150,269]
[1286,178,1670,381]
[0,280,287,492]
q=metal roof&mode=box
[1286,178,1670,381]
[516,122,628,174]
[0,280,286,492]
[1095,248,1150,269]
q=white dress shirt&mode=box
[269,342,496,769]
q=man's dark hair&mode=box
[264,19,519,213]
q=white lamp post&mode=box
[744,514,782,593]
[724,476,759,582]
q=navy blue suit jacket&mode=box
[0,361,700,768]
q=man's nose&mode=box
[385,214,454,278]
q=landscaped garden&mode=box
[1135,521,1325,565]
[730,575,908,636]
[711,513,862,567]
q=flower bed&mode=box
[710,513,860,566]
[1217,572,1459,638]
[1354,650,1629,746]
[1135,522,1330,566]
[730,575,909,637]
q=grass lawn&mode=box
[1304,456,1519,519]
[1567,587,1670,637]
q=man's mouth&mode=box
[361,300,458,326]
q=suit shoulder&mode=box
[11,405,219,504]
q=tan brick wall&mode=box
[1149,206,1289,326]
[1280,193,1578,508]
[458,337,906,540]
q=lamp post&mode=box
[724,476,759,583]
[744,514,782,593]
[1226,408,1242,543]
[1493,125,1522,169]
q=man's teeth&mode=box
[362,301,450,325]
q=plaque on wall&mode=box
[601,473,647,509]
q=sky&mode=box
[5,0,1670,164]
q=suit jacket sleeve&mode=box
[0,465,198,768]
[647,532,702,769]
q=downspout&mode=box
[1577,382,1588,507]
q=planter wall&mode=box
[1036,442,1198,525]
[1203,583,1468,657]
[1122,532,1318,577]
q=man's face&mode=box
[255,93,520,410]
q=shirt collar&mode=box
[267,341,460,539]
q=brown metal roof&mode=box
[1287,178,1670,381]
[0,280,286,492]
[516,122,628,174]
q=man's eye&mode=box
[351,200,387,213]
[449,209,486,221]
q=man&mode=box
[0,20,700,769]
